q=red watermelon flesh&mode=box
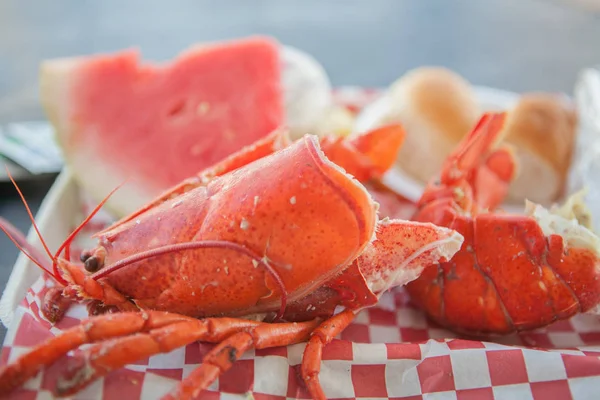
[41,36,284,217]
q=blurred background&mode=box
[0,0,599,341]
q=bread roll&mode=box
[381,67,481,183]
[501,93,578,205]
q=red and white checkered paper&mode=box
[2,88,600,400]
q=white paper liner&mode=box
[568,67,600,232]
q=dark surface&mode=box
[0,175,58,343]
[0,0,599,343]
[0,175,58,287]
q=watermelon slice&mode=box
[41,36,284,217]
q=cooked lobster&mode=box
[405,112,600,335]
[0,126,463,400]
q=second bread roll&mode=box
[501,93,578,205]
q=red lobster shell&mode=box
[405,112,600,335]
[0,126,463,399]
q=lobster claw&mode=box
[320,124,406,182]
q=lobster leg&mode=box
[301,309,356,400]
[54,318,318,397]
[0,311,196,394]
[42,287,75,323]
[164,319,321,400]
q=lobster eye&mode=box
[80,251,92,263]
[84,257,100,272]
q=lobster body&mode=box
[406,112,600,335]
[91,135,377,319]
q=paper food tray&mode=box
[1,87,600,400]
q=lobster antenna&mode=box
[52,182,125,277]
[0,218,58,280]
[6,167,55,263]
[91,240,289,320]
